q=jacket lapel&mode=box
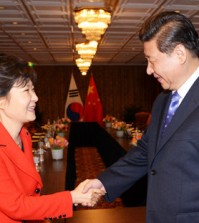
[0,124,42,186]
[155,92,172,147]
[157,78,199,152]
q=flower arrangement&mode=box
[131,130,143,145]
[48,135,69,150]
[103,115,116,123]
[54,117,70,133]
[112,121,127,131]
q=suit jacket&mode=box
[0,123,73,223]
[98,77,199,223]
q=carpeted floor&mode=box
[75,147,124,210]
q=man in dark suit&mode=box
[82,11,199,223]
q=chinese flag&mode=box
[83,75,103,125]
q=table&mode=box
[39,149,67,195]
[66,207,146,223]
[35,122,147,222]
[65,122,147,207]
[105,126,133,151]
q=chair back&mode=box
[135,112,151,130]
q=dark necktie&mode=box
[162,91,181,133]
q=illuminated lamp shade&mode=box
[79,67,89,75]
[75,41,98,59]
[75,58,92,75]
[74,8,111,41]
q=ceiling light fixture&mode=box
[75,41,98,59]
[74,8,111,41]
[75,58,92,76]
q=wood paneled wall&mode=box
[34,65,162,124]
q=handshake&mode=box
[70,179,105,207]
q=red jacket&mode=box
[0,123,73,222]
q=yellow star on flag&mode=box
[88,85,94,95]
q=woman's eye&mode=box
[22,87,30,92]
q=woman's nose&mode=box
[32,91,38,102]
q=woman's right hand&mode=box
[70,179,105,207]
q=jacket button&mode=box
[35,188,40,194]
[151,170,156,175]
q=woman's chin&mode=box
[28,114,36,122]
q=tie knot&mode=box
[171,91,181,102]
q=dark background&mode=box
[34,65,162,124]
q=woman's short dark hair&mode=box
[139,11,199,57]
[0,53,37,97]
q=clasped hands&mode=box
[71,179,105,207]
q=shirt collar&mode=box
[177,66,199,99]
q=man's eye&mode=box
[149,60,154,65]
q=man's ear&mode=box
[174,44,187,64]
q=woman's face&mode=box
[0,79,38,127]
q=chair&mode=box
[135,112,151,130]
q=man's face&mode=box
[143,39,182,91]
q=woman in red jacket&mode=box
[0,53,102,223]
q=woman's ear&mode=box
[0,97,6,109]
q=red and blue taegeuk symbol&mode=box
[66,102,83,121]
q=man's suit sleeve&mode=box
[97,133,148,202]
